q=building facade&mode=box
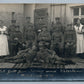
[0,4,84,28]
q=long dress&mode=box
[74,24,84,54]
[0,26,9,56]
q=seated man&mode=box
[35,41,75,66]
[1,42,75,67]
[35,41,63,64]
[38,26,51,49]
[38,27,51,42]
[3,43,37,64]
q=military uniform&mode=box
[64,24,76,57]
[51,32,64,56]
[38,30,51,41]
[4,45,37,63]
[8,25,17,41]
[23,18,36,48]
[13,26,22,42]
[24,25,35,41]
[38,28,51,49]
[52,18,63,33]
[8,20,22,56]
[36,45,63,65]
[51,17,64,56]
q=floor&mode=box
[0,57,83,69]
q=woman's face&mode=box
[77,19,80,25]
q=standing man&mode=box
[51,17,64,57]
[74,18,84,56]
[52,17,63,32]
[23,17,36,48]
[8,20,18,56]
[64,24,76,57]
[8,20,17,41]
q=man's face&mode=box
[39,46,44,50]
[16,27,19,31]
[55,19,60,23]
[26,18,30,23]
[42,27,46,31]
[12,22,16,25]
[32,45,36,50]
[0,21,3,25]
[67,25,71,29]
[38,42,44,50]
[56,19,59,23]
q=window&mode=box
[81,7,84,15]
[73,18,78,25]
[72,6,84,25]
[73,8,79,16]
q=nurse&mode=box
[74,18,84,56]
[0,20,9,56]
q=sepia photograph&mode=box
[0,3,84,81]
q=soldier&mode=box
[51,32,64,56]
[3,43,37,64]
[13,26,22,41]
[38,26,51,49]
[51,17,64,57]
[23,17,36,48]
[8,20,17,41]
[25,17,33,29]
[8,20,22,56]
[64,24,76,57]
[36,41,64,65]
[52,17,63,33]
[8,20,17,56]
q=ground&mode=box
[0,56,83,69]
[65,57,84,68]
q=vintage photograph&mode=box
[0,4,84,81]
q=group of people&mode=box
[0,16,84,61]
[0,19,25,57]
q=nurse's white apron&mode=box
[0,26,9,56]
[74,24,84,54]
